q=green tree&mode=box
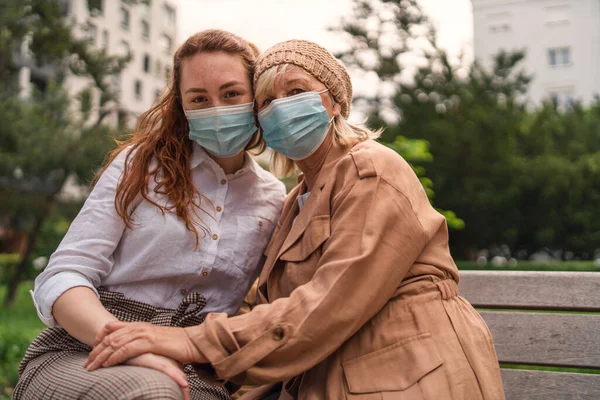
[332,0,464,231]
[0,0,131,304]
[513,102,600,259]
[334,0,600,260]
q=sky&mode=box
[172,0,473,117]
[173,0,473,59]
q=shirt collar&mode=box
[189,141,210,169]
[189,141,263,179]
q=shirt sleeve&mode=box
[32,149,135,327]
[184,175,429,384]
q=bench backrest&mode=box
[459,270,600,400]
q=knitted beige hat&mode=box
[254,40,353,118]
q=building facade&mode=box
[17,0,177,125]
[472,0,600,106]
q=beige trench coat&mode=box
[187,139,506,400]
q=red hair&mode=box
[97,30,262,244]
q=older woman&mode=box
[87,40,506,400]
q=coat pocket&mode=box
[279,215,330,262]
[342,333,452,400]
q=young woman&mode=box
[87,40,506,400]
[14,30,285,400]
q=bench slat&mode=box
[459,271,600,311]
[501,369,600,400]
[480,311,600,368]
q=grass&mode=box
[456,260,598,272]
[0,282,44,399]
[500,363,600,375]
[0,283,45,338]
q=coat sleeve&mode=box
[185,175,429,384]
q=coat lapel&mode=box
[257,183,303,301]
[259,140,353,301]
[277,140,351,259]
[276,185,320,259]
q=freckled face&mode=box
[180,51,253,111]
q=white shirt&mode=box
[298,192,311,210]
[32,143,286,327]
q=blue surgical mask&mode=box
[258,91,332,160]
[185,102,257,158]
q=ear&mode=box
[333,102,341,117]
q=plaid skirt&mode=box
[13,288,232,400]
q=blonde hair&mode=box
[256,65,381,178]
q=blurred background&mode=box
[1,0,600,396]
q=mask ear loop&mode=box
[317,88,339,124]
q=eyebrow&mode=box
[284,77,311,87]
[184,80,245,94]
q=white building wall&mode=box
[70,0,176,123]
[472,0,600,106]
[19,0,178,126]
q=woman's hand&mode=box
[85,321,207,371]
[125,353,191,400]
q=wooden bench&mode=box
[459,270,600,400]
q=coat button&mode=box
[212,234,218,240]
[180,289,187,295]
[273,327,284,341]
[221,179,227,185]
[201,269,209,277]
[258,221,263,227]
[216,206,222,212]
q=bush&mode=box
[0,282,44,397]
[0,328,32,397]
[0,254,20,286]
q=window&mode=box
[120,7,130,30]
[88,0,103,15]
[119,40,130,56]
[86,22,97,44]
[134,80,142,100]
[141,20,150,41]
[140,0,151,18]
[155,60,162,77]
[102,30,109,49]
[546,5,570,25]
[143,54,150,73]
[31,75,49,95]
[548,47,571,67]
[159,34,172,54]
[548,88,573,109]
[117,110,128,129]
[487,12,511,34]
[163,4,176,26]
[111,73,121,92]
[489,24,510,33]
[14,38,22,57]
[60,0,71,15]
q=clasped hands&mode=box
[85,321,208,400]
